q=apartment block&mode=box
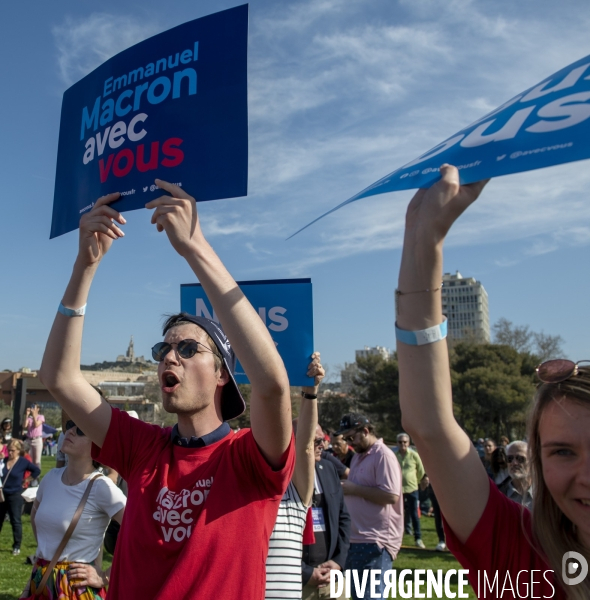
[441,271,490,342]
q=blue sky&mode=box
[1,0,590,379]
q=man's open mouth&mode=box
[162,371,181,393]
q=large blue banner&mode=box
[291,54,590,237]
[180,279,314,386]
[51,5,248,238]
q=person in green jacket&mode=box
[396,433,426,548]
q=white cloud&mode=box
[203,217,261,238]
[144,282,172,296]
[53,13,160,86]
[255,0,356,36]
[240,0,590,271]
[249,14,453,127]
[493,257,520,268]
[51,1,590,273]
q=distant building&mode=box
[0,370,158,422]
[442,271,490,342]
[116,336,150,365]
[340,346,394,393]
[355,346,393,361]
[340,363,358,395]
[99,381,147,399]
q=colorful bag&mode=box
[21,559,107,600]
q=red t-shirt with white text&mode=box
[444,478,564,599]
[92,408,294,600]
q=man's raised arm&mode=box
[39,194,126,447]
[146,180,292,468]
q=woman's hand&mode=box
[404,164,489,247]
[301,352,325,397]
[68,563,106,588]
[77,193,125,268]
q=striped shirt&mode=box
[265,481,307,599]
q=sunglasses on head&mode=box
[536,359,590,384]
[507,455,526,464]
[65,420,85,436]
[151,339,215,362]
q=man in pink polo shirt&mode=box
[335,413,403,600]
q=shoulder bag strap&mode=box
[0,459,17,500]
[35,473,102,596]
[1,458,17,484]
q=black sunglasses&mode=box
[151,339,215,362]
[344,429,363,443]
[65,420,85,436]
[507,455,526,464]
[313,438,324,447]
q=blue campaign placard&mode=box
[180,279,314,386]
[51,5,248,239]
[292,54,590,236]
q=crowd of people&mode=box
[1,171,588,600]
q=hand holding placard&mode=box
[403,165,489,247]
[145,179,202,257]
[303,352,325,396]
[77,193,125,267]
[397,165,489,327]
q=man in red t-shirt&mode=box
[39,180,295,600]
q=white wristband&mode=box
[395,318,447,346]
[58,302,86,317]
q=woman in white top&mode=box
[23,419,126,600]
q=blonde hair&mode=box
[7,438,24,456]
[528,375,590,600]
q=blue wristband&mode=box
[395,318,447,346]
[58,302,86,317]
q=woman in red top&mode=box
[395,165,589,600]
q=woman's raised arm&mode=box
[396,164,490,543]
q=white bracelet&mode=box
[395,318,447,346]
[58,302,86,317]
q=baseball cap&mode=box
[162,313,246,421]
[334,413,371,436]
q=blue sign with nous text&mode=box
[51,5,248,238]
[292,54,590,236]
[180,279,314,386]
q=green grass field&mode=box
[0,456,475,599]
